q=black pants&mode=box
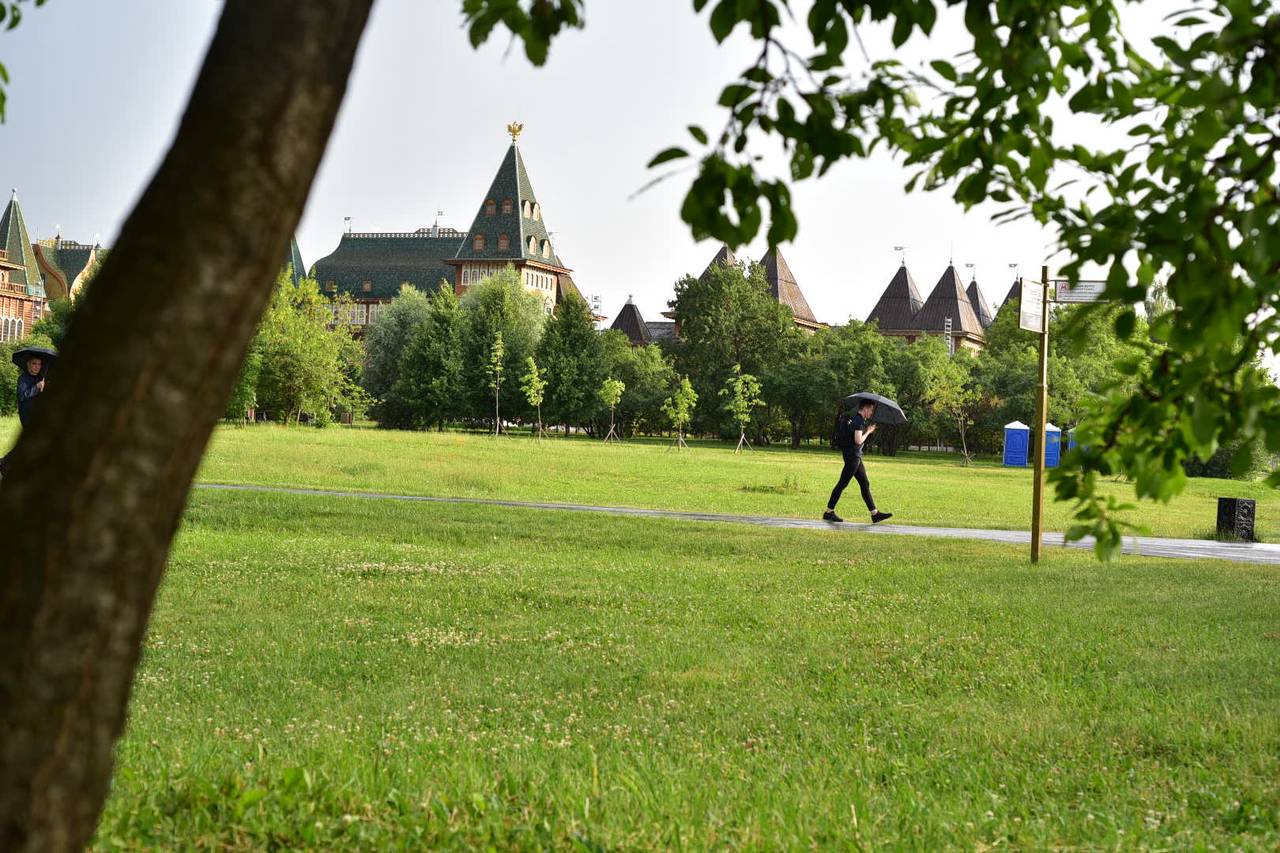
[828,448,875,512]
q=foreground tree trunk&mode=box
[0,3,374,849]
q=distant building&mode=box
[866,262,987,352]
[312,126,584,331]
[609,297,676,346]
[0,190,48,341]
[33,234,104,301]
[612,243,825,346]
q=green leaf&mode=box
[648,147,689,168]
[688,125,709,145]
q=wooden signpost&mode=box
[1025,272,1108,563]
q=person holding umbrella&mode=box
[0,345,57,477]
[823,392,902,524]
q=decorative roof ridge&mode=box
[345,230,467,239]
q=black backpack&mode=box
[831,411,855,450]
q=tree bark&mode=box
[0,3,375,850]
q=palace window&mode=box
[484,199,496,216]
[474,233,486,251]
[501,198,513,214]
[498,233,509,251]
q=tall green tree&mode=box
[537,294,605,433]
[668,259,795,432]
[254,272,365,425]
[923,351,981,463]
[393,284,464,430]
[364,284,435,428]
[460,268,545,425]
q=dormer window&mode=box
[498,233,510,251]
[362,280,372,293]
[501,198,513,215]
[522,200,532,218]
[325,281,337,292]
[474,233,487,251]
[484,199,496,216]
[527,236,537,254]
[541,240,551,259]
[532,203,542,221]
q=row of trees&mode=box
[365,268,688,438]
[359,260,1155,459]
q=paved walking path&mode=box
[199,483,1280,566]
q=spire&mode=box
[966,278,995,328]
[0,188,43,297]
[610,299,651,345]
[758,245,820,327]
[866,264,925,330]
[916,264,983,335]
[1002,277,1023,308]
[283,236,307,284]
[455,133,563,268]
[700,244,738,279]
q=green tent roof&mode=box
[0,190,43,297]
[312,230,465,300]
[284,236,307,285]
[455,143,564,268]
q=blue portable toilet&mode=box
[1003,421,1030,467]
[1044,422,1062,468]
[1066,428,1077,451]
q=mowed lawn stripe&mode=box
[96,489,1280,849]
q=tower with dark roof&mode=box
[866,263,925,334]
[447,127,574,315]
[759,245,824,331]
[966,276,994,328]
[0,190,42,298]
[283,236,307,285]
[701,245,739,279]
[0,190,49,341]
[916,264,986,352]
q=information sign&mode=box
[1054,279,1107,303]
[1019,282,1045,333]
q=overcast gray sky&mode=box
[2,1,1088,325]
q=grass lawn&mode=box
[93,488,1280,849]
[6,417,1275,540]
[187,423,1280,541]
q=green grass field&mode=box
[95,489,1279,849]
[186,422,1279,541]
[3,418,1278,847]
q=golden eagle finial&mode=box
[507,121,524,144]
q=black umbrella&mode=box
[11,346,58,378]
[842,391,907,425]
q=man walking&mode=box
[824,398,892,524]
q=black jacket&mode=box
[17,372,42,425]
